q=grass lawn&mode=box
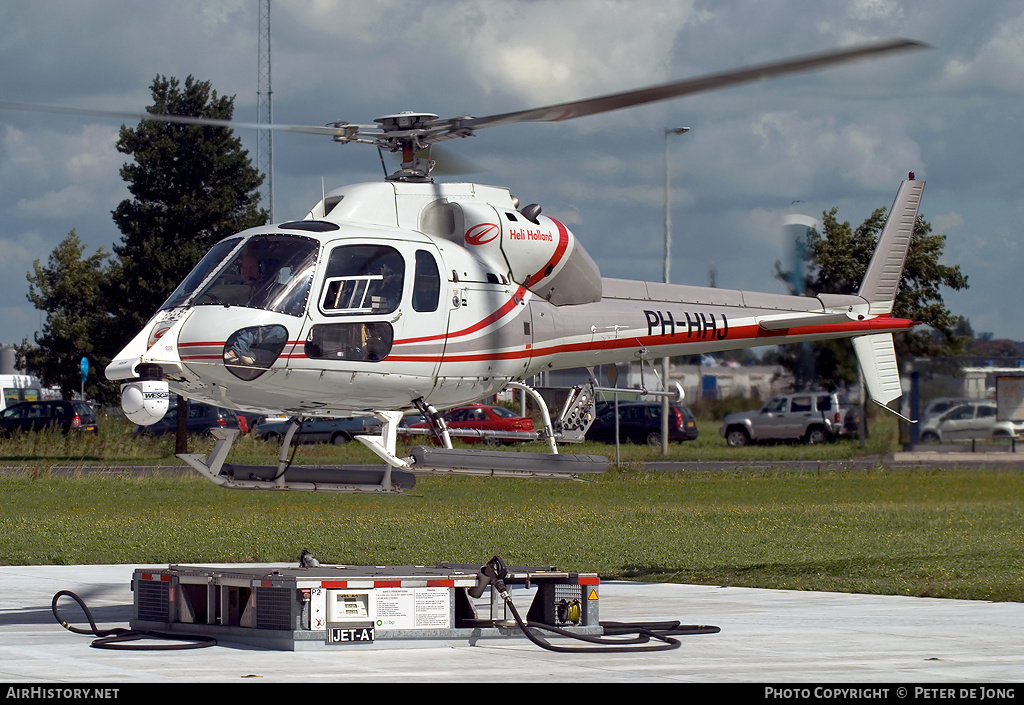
[1,413,1022,602]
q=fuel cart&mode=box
[131,561,601,650]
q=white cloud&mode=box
[932,211,964,233]
[0,231,48,310]
[3,124,123,219]
[2,126,49,182]
[417,0,698,106]
[941,7,1024,94]
[848,0,905,22]
[15,184,99,219]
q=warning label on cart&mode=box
[374,588,450,630]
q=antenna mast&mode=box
[257,0,274,220]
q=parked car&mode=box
[919,396,972,424]
[235,412,264,433]
[399,413,425,428]
[585,400,698,446]
[0,399,98,435]
[405,403,534,445]
[919,400,1024,443]
[133,401,243,438]
[720,391,858,446]
[255,416,382,445]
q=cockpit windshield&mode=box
[163,234,319,317]
[160,237,243,311]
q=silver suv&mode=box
[720,391,859,446]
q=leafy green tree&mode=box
[18,231,116,402]
[774,205,969,391]
[18,75,267,437]
[103,75,267,451]
[106,75,267,346]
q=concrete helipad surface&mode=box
[1,564,1022,685]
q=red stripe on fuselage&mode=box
[524,217,570,289]
[179,340,306,361]
[389,316,914,364]
[395,285,528,346]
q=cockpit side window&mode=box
[412,249,441,312]
[320,244,405,315]
[304,322,393,362]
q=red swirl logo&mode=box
[465,222,500,246]
[148,325,171,349]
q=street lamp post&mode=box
[661,127,690,455]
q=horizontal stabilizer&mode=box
[758,311,859,331]
[852,333,902,404]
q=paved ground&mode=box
[1,563,1022,685]
[2,452,1021,687]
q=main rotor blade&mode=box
[0,100,347,136]
[453,38,928,132]
[0,37,927,154]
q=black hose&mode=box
[602,619,720,637]
[52,590,217,650]
[478,555,718,653]
[499,590,719,653]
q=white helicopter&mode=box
[6,39,929,493]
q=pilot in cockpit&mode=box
[240,250,262,289]
[240,250,275,306]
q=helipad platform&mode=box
[1,563,1023,684]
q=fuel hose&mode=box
[52,589,217,650]
[480,556,720,653]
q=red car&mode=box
[407,403,534,445]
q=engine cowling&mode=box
[456,202,602,305]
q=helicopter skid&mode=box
[216,463,415,493]
[407,446,608,479]
[179,456,414,494]
[178,427,413,494]
[176,422,605,493]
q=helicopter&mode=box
[5,38,928,493]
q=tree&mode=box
[18,231,116,402]
[106,75,267,344]
[105,75,268,451]
[774,205,970,391]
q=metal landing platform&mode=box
[130,561,601,650]
[6,564,1024,683]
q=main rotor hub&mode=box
[374,111,439,132]
[373,112,442,182]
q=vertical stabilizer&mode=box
[853,333,902,404]
[852,176,924,406]
[857,177,925,315]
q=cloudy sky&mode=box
[0,0,1020,354]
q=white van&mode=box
[0,374,44,412]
